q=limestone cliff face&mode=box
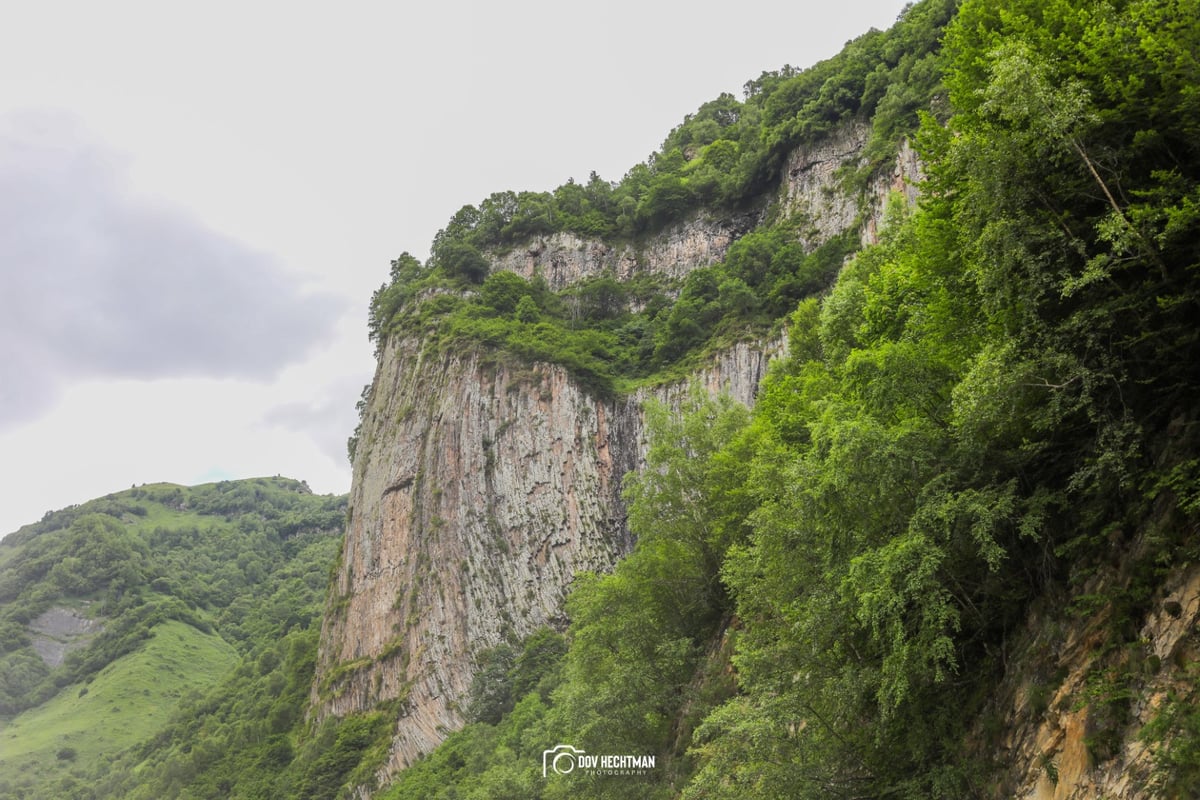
[312,122,919,782]
[487,212,759,291]
[636,334,788,415]
[313,341,636,765]
[485,122,920,291]
[313,336,780,776]
[781,121,923,247]
[780,122,872,243]
[861,137,923,245]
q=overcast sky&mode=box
[0,0,911,537]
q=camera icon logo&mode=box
[542,744,585,776]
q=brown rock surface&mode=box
[312,124,922,788]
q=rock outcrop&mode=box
[781,122,923,247]
[312,122,923,785]
[29,605,102,668]
[313,335,782,774]
[488,212,760,291]
[979,527,1200,800]
[483,122,921,292]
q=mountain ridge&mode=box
[3,0,1199,797]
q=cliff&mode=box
[990,560,1200,799]
[311,122,923,780]
[488,212,760,290]
[976,461,1200,800]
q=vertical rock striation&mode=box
[313,336,783,774]
[487,212,761,290]
[313,342,639,764]
[312,122,921,784]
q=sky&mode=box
[0,0,911,537]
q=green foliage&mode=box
[370,216,857,402]
[682,0,1200,794]
[377,396,751,800]
[378,627,570,800]
[544,396,752,799]
[99,628,332,800]
[10,1,1200,797]
[364,0,956,388]
[0,477,348,799]
[0,620,240,798]
[1142,662,1200,798]
[941,0,1200,445]
[377,2,1200,796]
[380,696,550,800]
[437,241,491,284]
[292,711,395,800]
[467,630,567,725]
[466,643,518,725]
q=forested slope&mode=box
[372,0,1200,797]
[0,478,349,799]
[357,0,954,409]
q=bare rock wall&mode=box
[981,524,1200,798]
[486,122,922,291]
[313,333,782,776]
[313,122,920,785]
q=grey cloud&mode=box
[263,374,367,467]
[0,110,347,427]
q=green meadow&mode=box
[0,620,237,781]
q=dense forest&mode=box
[367,0,1200,797]
[2,0,1198,797]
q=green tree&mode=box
[481,271,534,314]
[437,241,491,283]
[514,295,540,324]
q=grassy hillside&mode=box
[0,620,237,787]
[0,477,348,799]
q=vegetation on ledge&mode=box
[351,0,956,459]
[368,0,1200,795]
[397,0,953,262]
